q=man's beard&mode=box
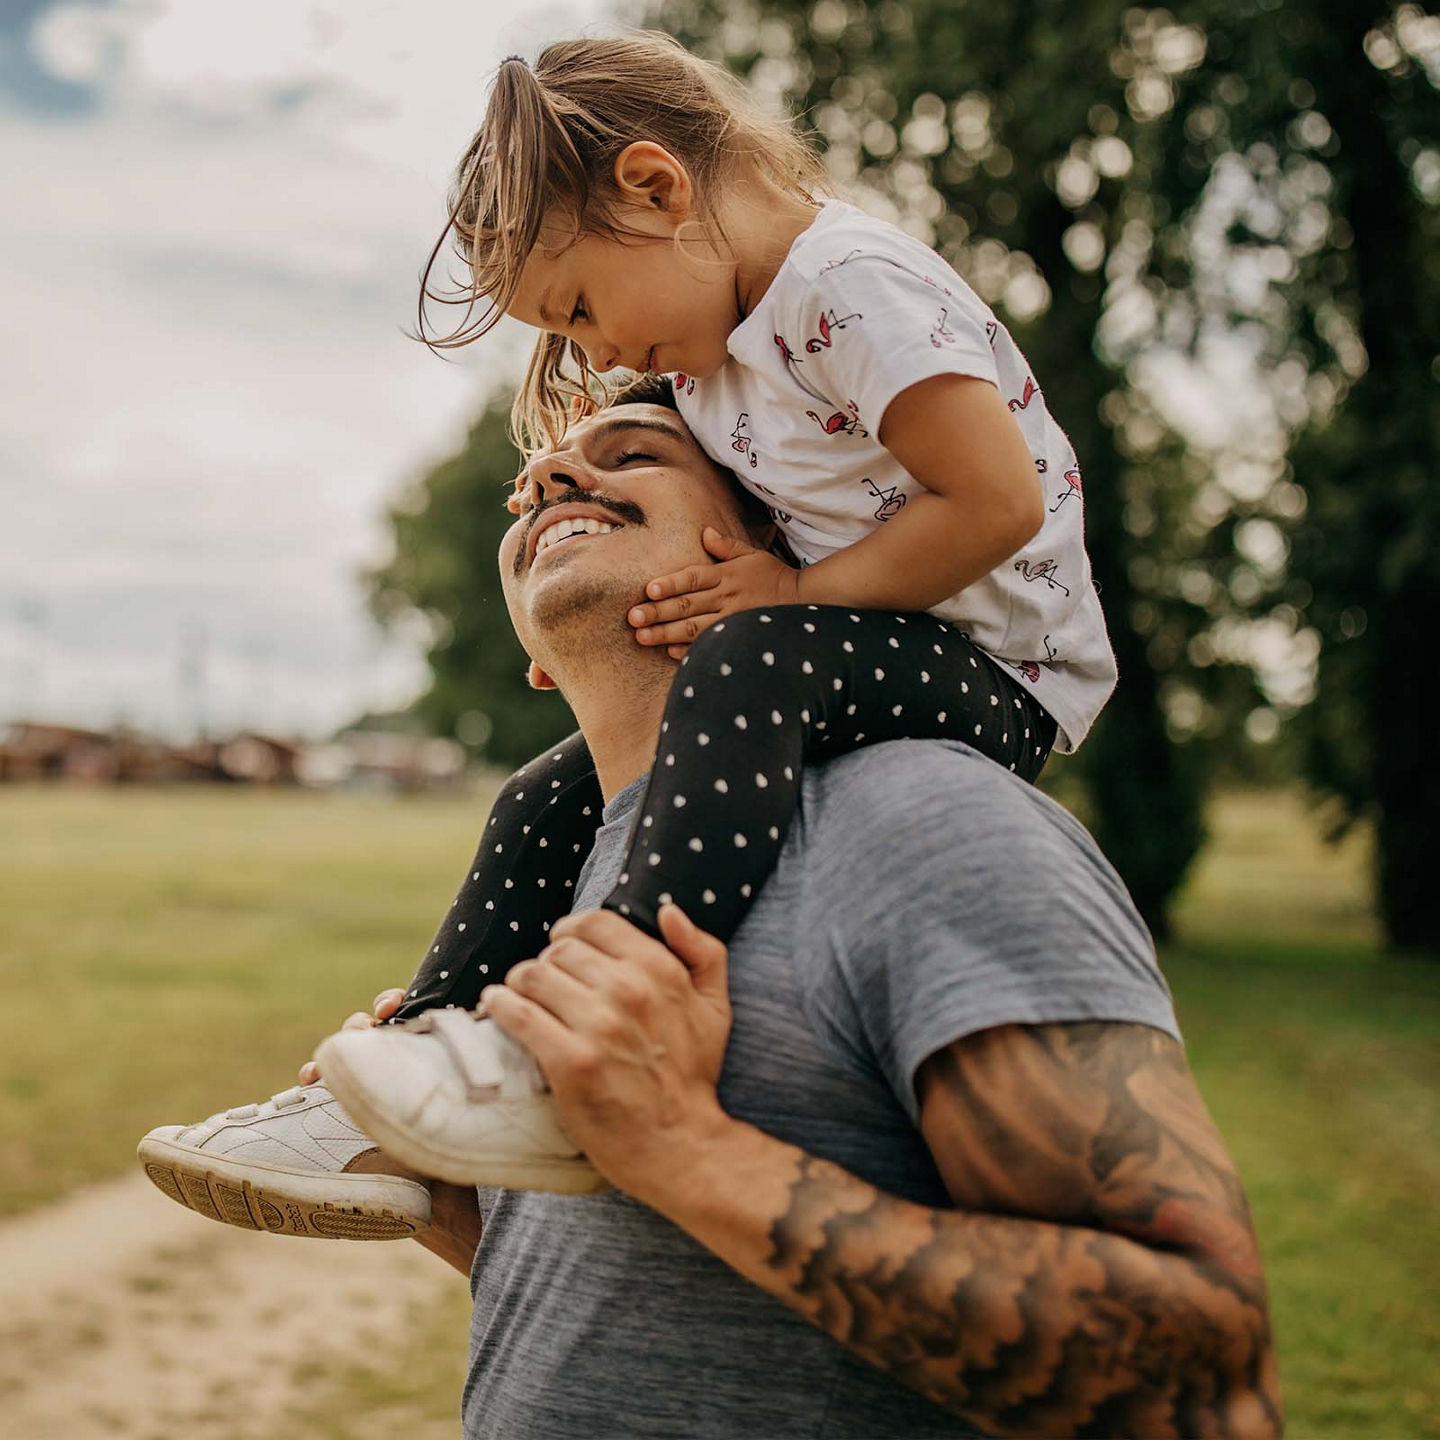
[526,558,641,670]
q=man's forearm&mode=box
[648,1117,1280,1439]
[413,1179,483,1277]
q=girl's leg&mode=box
[390,731,602,1022]
[603,606,1055,941]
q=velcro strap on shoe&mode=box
[426,1009,505,1099]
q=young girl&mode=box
[141,31,1117,1213]
[381,34,1114,1015]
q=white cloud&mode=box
[3,0,607,738]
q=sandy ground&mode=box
[0,1171,467,1440]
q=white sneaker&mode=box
[316,1011,611,1195]
[137,1084,432,1240]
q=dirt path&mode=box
[0,1172,467,1439]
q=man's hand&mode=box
[628,527,802,659]
[298,987,406,1086]
[481,906,734,1201]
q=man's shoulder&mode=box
[797,740,1058,864]
[804,736,1027,802]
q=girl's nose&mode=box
[587,338,621,374]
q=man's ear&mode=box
[526,659,558,691]
[613,141,693,217]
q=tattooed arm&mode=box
[637,1020,1282,1439]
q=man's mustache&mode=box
[515,493,647,576]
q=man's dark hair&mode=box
[607,372,681,412]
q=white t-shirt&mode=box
[674,200,1116,751]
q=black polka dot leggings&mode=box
[391,606,1056,1021]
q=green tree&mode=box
[367,395,578,769]
[1148,1,1439,951]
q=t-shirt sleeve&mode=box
[784,254,1002,436]
[804,745,1181,1127]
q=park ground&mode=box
[0,781,1436,1438]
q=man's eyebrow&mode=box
[583,415,689,451]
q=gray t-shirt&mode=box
[464,741,1178,1439]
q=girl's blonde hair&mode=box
[417,31,828,455]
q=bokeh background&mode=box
[1,1,1436,1437]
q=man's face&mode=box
[498,403,752,665]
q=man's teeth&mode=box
[534,517,619,555]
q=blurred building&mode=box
[298,729,468,793]
[0,722,466,792]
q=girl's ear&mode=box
[613,141,693,217]
[526,659,558,691]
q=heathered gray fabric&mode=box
[463,740,1179,1439]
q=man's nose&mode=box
[527,458,596,504]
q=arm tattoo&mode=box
[763,1023,1282,1438]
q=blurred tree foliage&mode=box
[1169,2,1437,953]
[367,397,578,768]
[635,0,1437,948]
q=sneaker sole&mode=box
[136,1136,431,1240]
[316,1038,612,1195]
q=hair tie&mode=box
[501,54,528,67]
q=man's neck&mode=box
[558,648,673,803]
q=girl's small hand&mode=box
[628,528,802,658]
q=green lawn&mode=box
[1,782,1436,1438]
[0,784,495,1215]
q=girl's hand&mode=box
[628,528,802,659]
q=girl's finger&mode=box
[629,591,723,628]
[633,613,721,647]
[643,563,722,602]
[702,526,754,560]
[298,1060,320,1086]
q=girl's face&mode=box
[507,203,743,383]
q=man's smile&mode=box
[519,497,646,575]
[534,514,622,557]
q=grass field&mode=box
[2,781,1437,1437]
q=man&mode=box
[327,382,1281,1438]
[146,382,1282,1436]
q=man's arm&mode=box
[485,912,1283,1439]
[414,1179,484,1276]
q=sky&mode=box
[0,0,604,740]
